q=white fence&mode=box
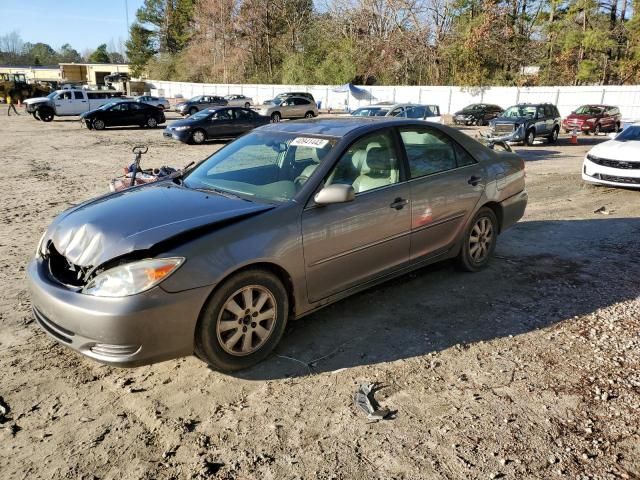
[147,80,640,120]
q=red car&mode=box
[562,105,621,135]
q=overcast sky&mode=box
[0,0,145,52]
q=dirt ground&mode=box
[0,109,638,480]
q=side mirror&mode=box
[314,184,355,205]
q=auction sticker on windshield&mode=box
[291,137,330,148]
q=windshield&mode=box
[183,131,336,203]
[189,96,203,102]
[502,105,536,118]
[575,105,604,115]
[97,101,119,110]
[189,110,212,120]
[614,125,640,141]
[46,92,58,100]
[351,107,389,116]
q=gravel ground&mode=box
[0,110,638,480]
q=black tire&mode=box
[92,118,105,130]
[615,122,621,133]
[304,111,315,118]
[456,207,498,272]
[594,124,601,136]
[547,126,559,143]
[525,128,535,146]
[563,129,570,134]
[190,128,207,145]
[189,107,198,116]
[195,269,289,371]
[244,102,251,108]
[271,112,281,122]
[146,116,158,128]
[39,108,54,122]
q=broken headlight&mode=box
[82,257,184,297]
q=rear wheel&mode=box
[457,207,498,272]
[92,118,105,130]
[146,116,158,128]
[525,128,535,146]
[304,111,315,118]
[195,269,289,371]
[191,129,207,145]
[271,112,281,122]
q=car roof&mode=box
[258,116,425,137]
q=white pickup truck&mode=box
[24,89,124,122]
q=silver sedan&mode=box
[28,117,527,371]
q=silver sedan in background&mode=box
[134,95,171,111]
[224,94,253,108]
[28,117,527,371]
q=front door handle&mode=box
[468,176,482,186]
[390,197,408,210]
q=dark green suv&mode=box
[488,103,561,146]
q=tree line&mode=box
[126,0,640,86]
[0,31,126,67]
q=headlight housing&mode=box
[82,257,184,297]
[586,118,596,123]
[174,125,191,131]
[586,153,599,162]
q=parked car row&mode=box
[483,102,622,146]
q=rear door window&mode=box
[399,127,475,178]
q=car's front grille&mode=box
[46,244,90,287]
[33,307,74,344]
[597,174,640,185]
[493,123,514,134]
[590,157,640,170]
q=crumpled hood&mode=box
[565,113,593,121]
[589,139,640,162]
[493,116,528,124]
[44,182,273,268]
[24,96,49,105]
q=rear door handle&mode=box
[468,176,482,186]
[390,197,408,210]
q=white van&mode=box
[24,89,124,121]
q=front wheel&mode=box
[39,108,54,122]
[92,118,105,130]
[271,112,281,123]
[548,127,559,143]
[244,102,251,108]
[146,116,158,128]
[191,129,207,145]
[594,124,601,136]
[189,107,198,116]
[304,111,315,118]
[525,129,535,146]
[457,207,498,272]
[195,269,289,371]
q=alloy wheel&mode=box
[216,285,277,356]
[147,117,157,128]
[192,130,206,144]
[468,217,494,264]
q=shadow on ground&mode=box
[236,217,640,380]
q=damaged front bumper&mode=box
[27,258,211,367]
[483,125,525,143]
